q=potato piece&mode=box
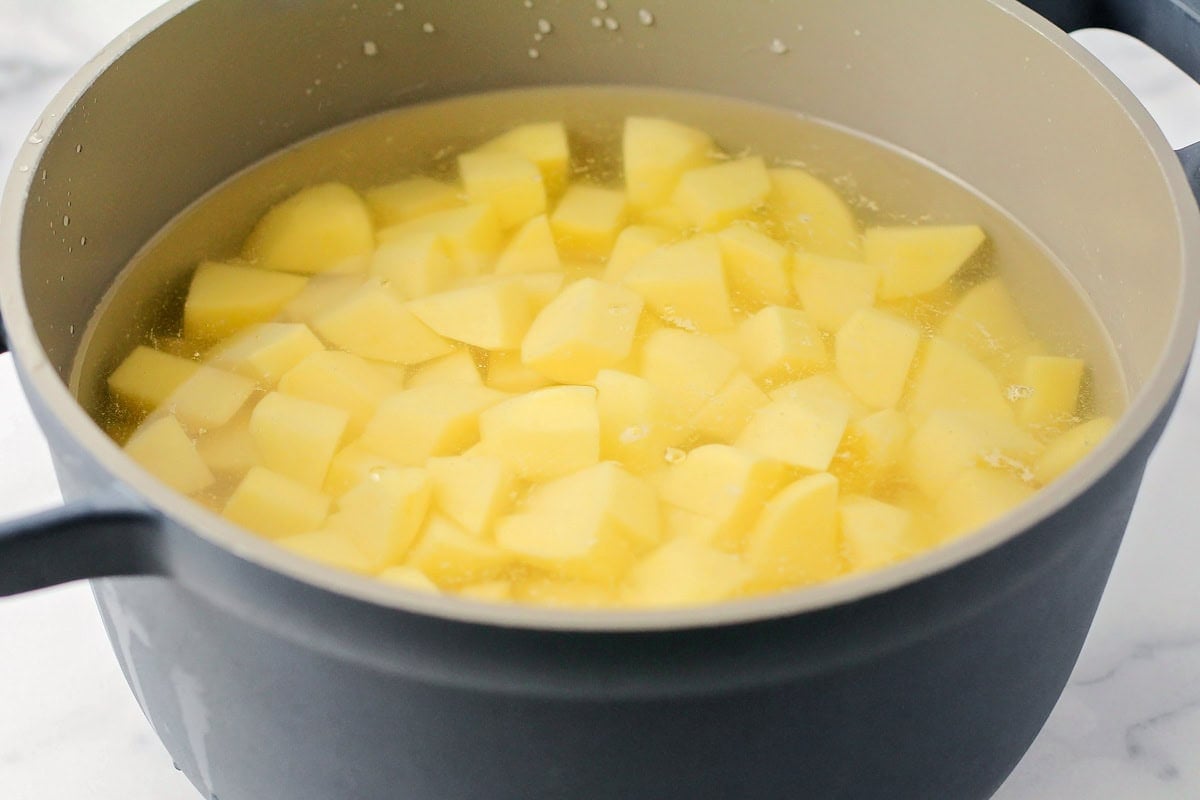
[223,466,331,539]
[903,409,1042,497]
[243,183,374,274]
[207,322,325,387]
[477,385,600,481]
[746,472,841,587]
[672,157,769,231]
[793,252,880,332]
[835,308,921,410]
[163,366,256,432]
[936,466,1035,538]
[108,346,199,412]
[715,223,793,309]
[907,337,1012,422]
[457,580,511,601]
[361,384,510,466]
[324,442,399,497]
[1033,416,1115,484]
[494,214,562,275]
[277,530,374,574]
[406,350,484,389]
[364,177,461,227]
[196,409,258,477]
[639,328,741,421]
[767,168,861,259]
[407,514,514,585]
[458,150,546,229]
[594,368,678,472]
[311,283,453,365]
[521,277,644,383]
[550,184,627,258]
[839,496,917,571]
[407,279,534,350]
[603,225,675,282]
[769,374,869,422]
[124,416,214,495]
[939,277,1036,367]
[326,467,433,568]
[183,262,308,341]
[624,537,752,607]
[485,349,553,393]
[737,305,827,384]
[368,233,457,300]
[690,372,771,443]
[377,565,440,593]
[735,398,850,472]
[478,121,570,197]
[514,579,616,608]
[426,454,515,536]
[621,235,733,332]
[279,274,366,324]
[250,391,349,488]
[864,224,986,300]
[845,408,909,472]
[379,204,502,275]
[623,116,713,210]
[278,350,402,436]
[1016,355,1084,429]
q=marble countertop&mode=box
[1,3,1198,798]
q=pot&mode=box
[2,1,1198,798]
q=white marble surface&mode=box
[0,3,1199,798]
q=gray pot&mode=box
[2,2,1198,798]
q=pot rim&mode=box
[2,0,1198,633]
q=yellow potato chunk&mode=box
[108,346,199,412]
[485,350,553,393]
[494,214,562,275]
[735,398,850,472]
[521,277,644,383]
[278,350,402,436]
[769,374,869,422]
[594,368,677,472]
[162,366,256,432]
[624,537,752,607]
[839,496,917,571]
[746,472,841,587]
[368,233,457,300]
[835,308,921,410]
[407,279,534,350]
[793,252,880,332]
[364,177,461,227]
[196,410,258,477]
[406,350,484,389]
[243,183,374,274]
[407,514,514,585]
[377,565,440,593]
[623,116,713,210]
[478,121,570,197]
[250,391,349,488]
[907,337,1012,422]
[690,372,771,443]
[715,223,793,309]
[621,235,733,332]
[183,262,308,341]
[426,454,515,536]
[458,580,511,601]
[323,442,398,497]
[865,224,986,300]
[672,157,770,231]
[845,408,909,472]
[124,416,214,495]
[537,461,661,549]
[550,185,627,258]
[379,204,502,274]
[903,409,1042,497]
[361,384,509,466]
[737,305,827,384]
[326,467,433,568]
[603,225,675,282]
[458,150,546,229]
[767,168,861,259]
[277,530,373,574]
[1016,355,1084,429]
[223,466,331,539]
[940,277,1036,367]
[279,274,366,324]
[937,466,1035,538]
[1033,416,1115,484]
[207,322,325,387]
[477,385,600,481]
[311,284,453,365]
[639,328,741,421]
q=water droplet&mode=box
[305,87,313,96]
[68,324,75,335]
[16,164,28,173]
[533,32,544,41]
[28,132,44,144]
[363,40,378,56]
[637,8,654,25]
[368,466,387,482]
[62,215,70,227]
[394,1,404,9]
[422,21,435,33]
[619,424,649,444]
[314,77,323,86]
[604,16,619,30]
[590,16,603,27]
[527,47,540,59]
[75,144,83,153]
[523,0,533,7]
[853,28,862,36]
[80,236,87,246]
[537,18,553,34]
[769,38,788,54]
[595,0,609,9]
[1005,384,1034,401]
[664,447,686,465]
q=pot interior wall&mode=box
[16,0,1183,399]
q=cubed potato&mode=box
[864,224,986,300]
[477,385,600,481]
[250,391,349,488]
[737,305,827,384]
[639,328,741,421]
[502,271,566,311]
[458,150,546,229]
[939,277,1037,367]
[243,183,374,274]
[603,225,675,282]
[662,506,722,545]
[938,466,1035,539]
[767,168,861,259]
[1016,355,1084,429]
[277,529,374,574]
[621,235,733,332]
[745,472,841,587]
[907,336,1012,422]
[378,204,502,274]
[279,274,367,324]
[485,349,553,393]
[207,322,325,386]
[514,578,616,608]
[406,350,484,389]
[364,176,462,227]
[278,350,402,436]
[497,510,632,583]
[623,116,713,209]
[426,454,515,536]
[550,184,627,258]
[196,409,258,477]
[311,283,453,365]
[183,262,308,341]
[222,466,331,539]
[637,204,692,234]
[325,467,433,568]
[846,408,909,472]
[407,513,514,585]
[361,384,510,466]
[108,346,199,412]
[478,121,570,197]
[715,223,793,309]
[323,442,399,497]
[368,232,457,300]
[623,537,752,607]
[124,416,214,495]
[792,252,880,332]
[769,374,869,422]
[494,214,562,275]
[545,461,662,548]
[903,409,1043,496]
[672,157,770,231]
[521,277,644,383]
[162,366,256,432]
[594,368,678,472]
[457,580,511,601]
[690,372,771,443]
[377,565,440,593]
[657,443,784,549]
[835,308,921,409]
[735,398,850,472]
[406,279,534,350]
[839,496,916,571]
[1033,416,1115,484]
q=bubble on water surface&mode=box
[363,40,378,56]
[769,38,788,54]
[637,9,654,26]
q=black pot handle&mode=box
[0,493,164,596]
